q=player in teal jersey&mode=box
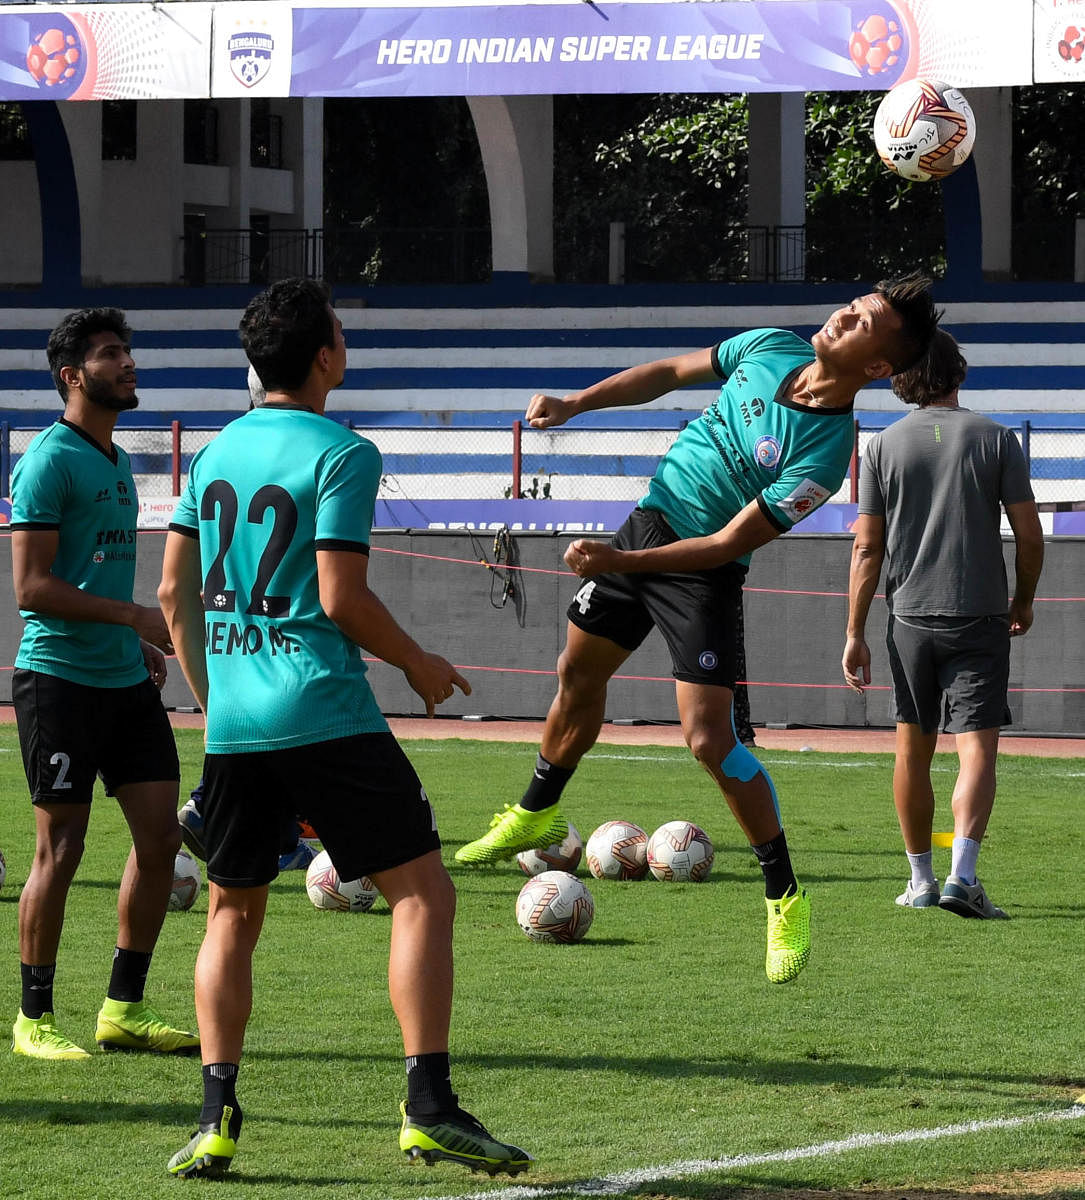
[457,276,941,985]
[10,307,197,1062]
[158,279,530,1180]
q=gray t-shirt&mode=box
[858,406,1034,616]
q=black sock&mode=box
[405,1052,456,1116]
[751,830,798,901]
[107,947,152,1003]
[20,963,56,1020]
[519,754,575,813]
[201,1063,243,1139]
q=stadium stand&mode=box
[0,300,1082,511]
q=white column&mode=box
[57,103,103,286]
[467,95,553,279]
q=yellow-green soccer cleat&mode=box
[454,803,568,866]
[95,997,200,1055]
[399,1101,532,1176]
[11,1010,90,1060]
[765,886,811,984]
[167,1107,237,1179]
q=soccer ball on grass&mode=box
[585,820,649,880]
[515,870,594,943]
[516,821,583,876]
[646,820,714,882]
[305,849,379,913]
[873,78,976,182]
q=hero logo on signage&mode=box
[228,29,274,88]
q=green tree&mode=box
[553,93,749,283]
[804,91,946,281]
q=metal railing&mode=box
[180,226,491,286]
[3,419,1080,515]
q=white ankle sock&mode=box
[951,837,981,885]
[907,850,937,888]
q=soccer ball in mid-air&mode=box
[517,821,583,877]
[305,849,378,912]
[169,849,202,911]
[515,870,594,943]
[873,78,976,183]
[646,821,715,882]
[585,820,649,881]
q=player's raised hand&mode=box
[404,651,471,718]
[564,539,620,578]
[526,393,577,429]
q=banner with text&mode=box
[211,0,1032,99]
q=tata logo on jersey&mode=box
[228,30,274,87]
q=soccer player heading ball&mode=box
[456,276,942,985]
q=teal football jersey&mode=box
[170,407,388,754]
[639,328,855,562]
[10,420,146,687]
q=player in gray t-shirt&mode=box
[842,330,1044,919]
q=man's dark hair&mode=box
[873,273,942,375]
[239,278,335,394]
[891,327,968,407]
[46,307,132,401]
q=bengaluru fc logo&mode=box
[228,29,274,87]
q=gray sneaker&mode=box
[938,875,1008,920]
[895,879,940,908]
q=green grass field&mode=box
[0,726,1082,1200]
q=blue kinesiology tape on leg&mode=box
[722,709,781,824]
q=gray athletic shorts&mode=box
[885,614,1012,735]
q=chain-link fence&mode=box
[3,420,1084,514]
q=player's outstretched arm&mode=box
[158,531,210,713]
[527,348,718,429]
[317,549,470,717]
[13,528,173,651]
[563,501,779,578]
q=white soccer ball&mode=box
[585,820,649,881]
[305,849,378,913]
[515,869,594,943]
[169,848,202,911]
[646,820,715,883]
[873,78,976,183]
[516,821,583,877]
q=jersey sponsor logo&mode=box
[94,488,110,503]
[774,478,832,522]
[753,435,782,471]
[96,528,137,546]
[92,550,105,564]
[739,395,765,427]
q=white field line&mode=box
[408,746,1084,778]
[416,1105,1085,1200]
